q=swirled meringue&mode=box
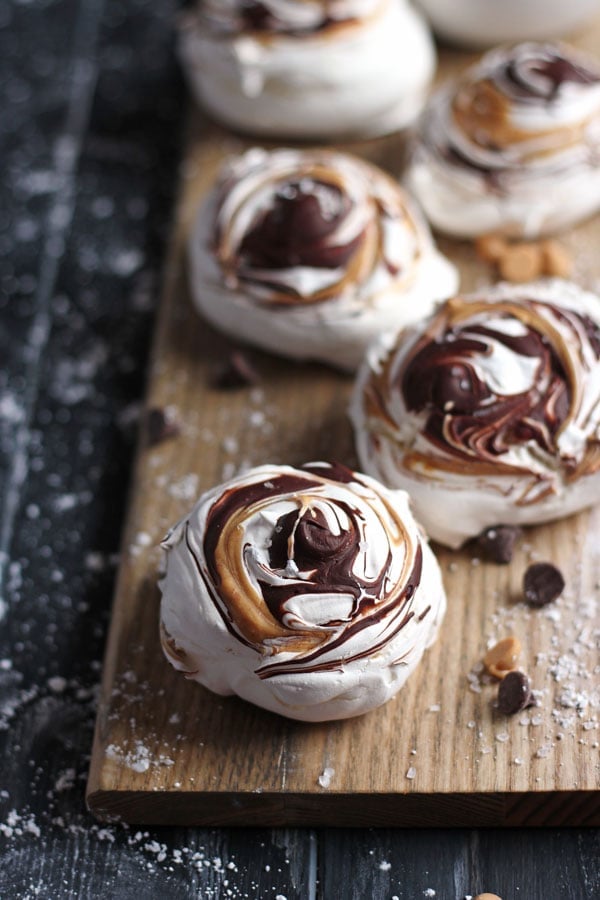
[351,280,600,548]
[406,42,600,238]
[159,462,446,722]
[178,0,435,138]
[414,0,600,48]
[189,147,458,371]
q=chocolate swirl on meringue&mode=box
[503,52,600,101]
[199,0,378,37]
[210,148,422,307]
[401,308,572,462]
[429,42,600,184]
[364,293,600,498]
[186,462,423,678]
[237,179,359,272]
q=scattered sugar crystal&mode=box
[55,768,76,792]
[406,766,417,780]
[317,767,335,788]
[559,688,589,710]
[96,828,115,843]
[168,473,199,501]
[222,436,238,454]
[106,741,152,773]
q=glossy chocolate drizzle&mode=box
[239,1,343,34]
[504,51,600,102]
[239,179,360,271]
[400,300,600,465]
[195,463,423,677]
[263,502,389,622]
[434,44,600,187]
[204,1,357,37]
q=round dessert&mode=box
[414,0,600,48]
[351,280,600,548]
[159,462,446,722]
[189,147,458,371]
[178,0,436,138]
[406,42,600,238]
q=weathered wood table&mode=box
[0,1,598,897]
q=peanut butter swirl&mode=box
[359,288,600,503]
[160,463,447,719]
[207,147,423,307]
[423,42,600,187]
[181,462,424,679]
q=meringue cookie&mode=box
[406,42,600,238]
[414,0,600,48]
[351,280,600,548]
[189,147,458,371]
[178,0,435,138]
[159,462,446,722]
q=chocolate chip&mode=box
[475,525,522,564]
[213,351,259,389]
[523,562,565,607]
[146,407,180,446]
[497,670,535,715]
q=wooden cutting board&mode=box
[86,32,600,827]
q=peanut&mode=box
[541,239,573,278]
[483,636,521,679]
[475,234,508,264]
[498,244,542,283]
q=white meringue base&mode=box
[406,145,600,239]
[189,190,458,372]
[159,465,446,722]
[178,1,435,139]
[355,463,600,549]
[414,0,600,48]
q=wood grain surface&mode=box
[87,36,600,827]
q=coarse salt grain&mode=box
[317,767,335,788]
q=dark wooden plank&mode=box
[318,828,600,899]
[87,57,600,828]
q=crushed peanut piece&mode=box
[475,234,507,264]
[498,244,542,283]
[473,232,572,284]
[541,239,573,278]
[483,636,521,679]
[474,894,503,900]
